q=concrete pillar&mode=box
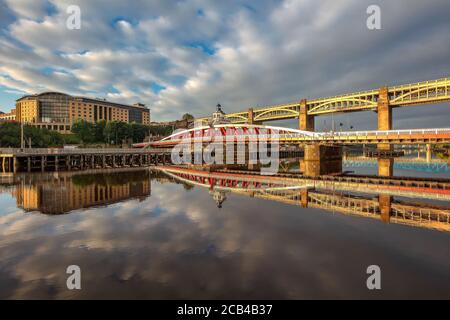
[102,155,106,168]
[80,155,84,170]
[377,86,392,151]
[378,158,393,177]
[379,194,392,223]
[55,156,59,171]
[91,155,94,169]
[41,156,45,172]
[299,99,314,131]
[1,157,5,173]
[303,144,342,177]
[67,156,71,170]
[112,155,116,168]
[248,108,254,124]
[27,157,31,173]
[13,157,18,173]
[300,188,309,208]
[426,144,432,163]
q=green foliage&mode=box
[148,124,173,137]
[182,113,194,120]
[0,122,63,148]
[71,119,96,144]
[0,120,174,148]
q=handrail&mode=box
[0,148,170,155]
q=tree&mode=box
[182,113,194,121]
[0,122,64,148]
[71,119,96,144]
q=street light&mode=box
[20,122,24,150]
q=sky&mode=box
[0,0,449,128]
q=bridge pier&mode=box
[426,143,432,163]
[300,188,309,208]
[299,99,314,131]
[377,86,392,151]
[247,108,262,125]
[302,144,342,177]
[378,157,394,177]
[377,86,394,177]
[248,108,254,124]
[379,194,392,223]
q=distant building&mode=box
[210,103,229,125]
[0,108,16,122]
[16,92,150,133]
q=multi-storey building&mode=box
[16,92,150,133]
[0,109,16,122]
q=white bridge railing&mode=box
[0,148,170,155]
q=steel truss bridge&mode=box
[196,77,450,123]
[157,166,450,232]
[137,124,450,148]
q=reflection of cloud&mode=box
[1,178,450,299]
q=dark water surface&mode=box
[1,158,450,299]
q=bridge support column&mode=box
[303,144,342,177]
[300,188,309,208]
[248,108,254,124]
[41,156,45,172]
[13,157,18,173]
[426,144,432,163]
[299,99,314,131]
[377,86,394,177]
[379,194,392,223]
[377,86,392,151]
[378,157,393,177]
[378,158,394,177]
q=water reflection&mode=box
[8,169,151,215]
[1,165,450,299]
[158,166,450,233]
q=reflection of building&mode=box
[16,92,150,133]
[13,171,151,214]
[209,189,227,208]
[0,109,16,121]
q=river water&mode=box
[0,153,450,299]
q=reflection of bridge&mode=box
[343,156,450,173]
[157,166,450,232]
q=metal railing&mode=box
[0,147,170,155]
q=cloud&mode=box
[0,0,449,126]
[1,172,450,299]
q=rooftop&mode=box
[16,91,149,110]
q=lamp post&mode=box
[20,122,24,150]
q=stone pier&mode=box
[301,144,342,177]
